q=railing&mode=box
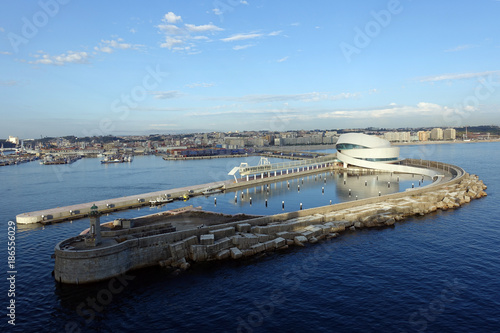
[239,154,338,175]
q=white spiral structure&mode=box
[336,133,440,178]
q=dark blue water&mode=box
[1,143,499,332]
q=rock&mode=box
[326,233,339,239]
[294,236,307,247]
[384,217,396,226]
[230,247,242,259]
[309,236,318,244]
[216,249,231,260]
[180,262,190,271]
[200,234,214,245]
[349,226,356,231]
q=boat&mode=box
[149,195,173,206]
[101,154,134,164]
[202,185,225,196]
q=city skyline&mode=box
[1,0,500,138]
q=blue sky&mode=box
[1,0,499,138]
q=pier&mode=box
[16,157,451,224]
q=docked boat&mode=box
[101,154,133,164]
[149,195,173,206]
[202,185,225,196]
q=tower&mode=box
[86,204,101,247]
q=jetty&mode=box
[53,160,487,284]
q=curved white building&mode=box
[336,133,400,164]
[336,133,440,178]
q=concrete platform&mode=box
[16,180,231,224]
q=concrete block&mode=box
[264,240,276,250]
[294,236,307,246]
[276,231,290,239]
[190,245,208,261]
[242,249,255,257]
[251,243,266,254]
[200,234,215,245]
[216,249,230,260]
[236,223,251,233]
[256,233,270,243]
[209,226,235,240]
[273,237,286,249]
[232,234,259,249]
[230,247,242,259]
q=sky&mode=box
[0,0,499,138]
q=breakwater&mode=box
[53,161,487,284]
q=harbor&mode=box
[53,159,487,284]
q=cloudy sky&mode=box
[1,0,499,138]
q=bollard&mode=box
[388,181,390,188]
[397,176,399,182]
[344,179,346,185]
[234,194,237,203]
[322,186,324,194]
[349,188,351,196]
[300,203,303,210]
[356,195,358,200]
[376,175,378,180]
[241,191,244,198]
[412,183,414,188]
[330,199,332,205]
[265,199,267,207]
[282,201,285,210]
[302,178,304,184]
[250,197,252,205]
[365,181,367,186]
[379,191,381,196]
[298,185,300,192]
[357,174,359,179]
[214,198,217,206]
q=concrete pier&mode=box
[16,180,231,224]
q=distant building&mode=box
[383,132,410,142]
[7,136,19,145]
[418,131,430,141]
[430,128,443,140]
[443,128,456,140]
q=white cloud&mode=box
[221,33,263,42]
[233,44,254,50]
[160,36,184,49]
[234,92,359,103]
[29,51,90,65]
[0,80,20,86]
[445,44,477,52]
[163,12,182,24]
[129,28,136,34]
[213,8,223,16]
[277,56,289,62]
[0,51,12,55]
[419,70,500,82]
[149,123,179,127]
[318,102,450,119]
[94,38,143,53]
[185,23,223,33]
[157,13,223,52]
[0,27,4,32]
[268,30,282,36]
[186,82,215,88]
[151,90,183,99]
[240,0,248,4]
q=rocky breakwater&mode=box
[160,173,487,273]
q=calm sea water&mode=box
[1,143,499,332]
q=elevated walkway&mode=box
[228,154,339,181]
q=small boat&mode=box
[149,196,173,206]
[202,187,224,196]
[202,185,225,196]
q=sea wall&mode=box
[54,162,487,284]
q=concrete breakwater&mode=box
[53,164,487,284]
